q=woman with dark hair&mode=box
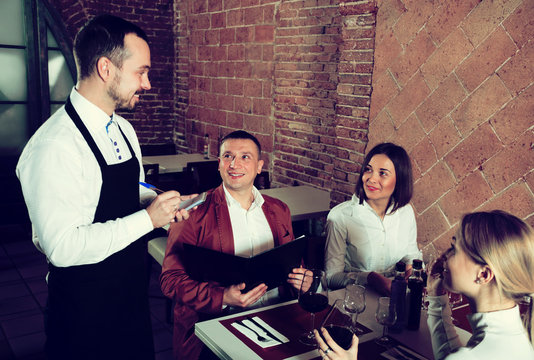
[324,143,420,295]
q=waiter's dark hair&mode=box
[355,142,413,213]
[74,14,149,81]
[219,130,262,156]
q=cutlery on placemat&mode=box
[245,316,284,344]
[235,320,270,343]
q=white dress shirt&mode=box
[223,185,279,305]
[427,295,534,359]
[224,185,274,257]
[325,195,421,288]
[16,88,156,267]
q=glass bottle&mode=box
[407,259,424,330]
[389,261,407,332]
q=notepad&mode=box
[182,235,307,292]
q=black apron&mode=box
[45,98,154,360]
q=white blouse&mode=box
[427,295,534,360]
[324,195,420,289]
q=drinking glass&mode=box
[421,244,440,310]
[298,269,329,346]
[321,299,354,350]
[448,291,464,325]
[343,284,366,335]
[375,297,397,347]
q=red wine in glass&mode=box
[323,325,353,350]
[298,269,328,346]
[299,292,329,313]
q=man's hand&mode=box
[223,283,267,308]
[146,191,194,228]
[287,267,310,292]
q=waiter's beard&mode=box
[107,72,138,111]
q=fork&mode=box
[235,320,270,342]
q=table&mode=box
[195,289,472,360]
[259,186,330,222]
[142,153,216,174]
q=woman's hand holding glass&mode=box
[314,327,358,360]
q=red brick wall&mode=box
[50,0,176,145]
[369,0,534,251]
[174,0,377,203]
[50,0,534,251]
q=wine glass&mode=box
[298,269,329,346]
[448,291,464,325]
[421,244,440,310]
[321,299,354,350]
[343,284,366,335]
[375,297,397,347]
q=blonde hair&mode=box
[458,210,534,344]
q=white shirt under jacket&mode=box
[427,294,534,360]
[224,184,279,306]
[16,88,156,267]
[324,194,420,289]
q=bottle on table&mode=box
[389,261,407,333]
[407,259,424,330]
[203,134,210,159]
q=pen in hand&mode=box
[139,181,165,194]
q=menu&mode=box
[182,235,307,292]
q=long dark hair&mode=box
[355,142,413,212]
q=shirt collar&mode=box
[222,184,264,209]
[70,87,115,133]
[351,194,394,217]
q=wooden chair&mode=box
[142,163,159,185]
[185,160,221,193]
[254,171,270,189]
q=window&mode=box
[0,0,75,158]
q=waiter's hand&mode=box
[146,190,192,228]
[223,283,267,308]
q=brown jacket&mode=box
[160,185,295,359]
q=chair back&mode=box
[254,171,270,189]
[143,163,159,184]
[140,143,176,156]
[186,160,221,193]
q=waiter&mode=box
[16,15,190,360]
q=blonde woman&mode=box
[427,210,534,359]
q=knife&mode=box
[245,316,284,344]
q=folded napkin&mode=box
[231,316,290,348]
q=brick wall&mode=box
[369,0,534,251]
[50,0,176,145]
[174,0,377,203]
[50,0,534,250]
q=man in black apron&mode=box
[17,15,191,359]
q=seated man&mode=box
[160,130,299,359]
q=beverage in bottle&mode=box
[389,261,407,332]
[203,134,210,159]
[407,259,424,330]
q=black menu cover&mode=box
[182,235,307,292]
